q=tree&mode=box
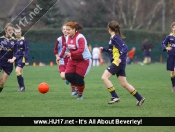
[28,0,175,31]
[70,0,175,31]
[101,0,164,30]
[74,0,110,27]
[29,0,63,28]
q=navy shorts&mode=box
[15,63,25,68]
[144,51,150,57]
[167,55,175,71]
[107,63,126,77]
[15,57,25,68]
[0,65,13,75]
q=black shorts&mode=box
[167,55,175,71]
[107,63,126,77]
[15,63,25,68]
[144,51,150,57]
[0,65,13,75]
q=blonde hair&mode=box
[61,24,66,30]
[14,27,21,33]
[171,22,175,28]
[5,23,14,29]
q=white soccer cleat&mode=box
[108,97,120,104]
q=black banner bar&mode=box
[0,117,175,126]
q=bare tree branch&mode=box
[145,0,164,29]
[101,0,114,15]
[131,0,140,29]
[118,0,127,26]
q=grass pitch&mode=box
[0,63,175,132]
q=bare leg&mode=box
[60,72,66,80]
[170,71,175,92]
[101,70,120,104]
[118,76,145,106]
[118,76,135,92]
[101,70,113,88]
[0,71,9,92]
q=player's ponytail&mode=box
[108,21,125,39]
[74,22,83,31]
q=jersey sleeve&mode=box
[24,38,29,63]
[54,40,59,55]
[111,37,127,60]
[162,35,169,51]
[71,37,85,56]
[141,45,145,50]
[102,47,110,53]
[150,44,153,49]
[59,36,67,58]
[59,44,66,58]
[13,39,19,59]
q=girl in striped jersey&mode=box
[65,21,92,100]
[100,21,145,106]
[54,24,77,95]
[162,22,175,92]
[8,28,29,92]
[0,23,16,92]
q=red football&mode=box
[38,82,50,94]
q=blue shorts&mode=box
[144,51,150,57]
[107,63,126,77]
[0,65,13,75]
[15,57,25,68]
[15,63,25,68]
[167,55,175,71]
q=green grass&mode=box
[0,63,175,132]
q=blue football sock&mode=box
[108,87,119,98]
[131,90,142,101]
[17,75,24,88]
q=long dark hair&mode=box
[107,21,125,39]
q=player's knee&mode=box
[0,78,5,85]
[101,76,104,81]
[15,70,21,75]
[15,72,21,76]
[101,74,107,82]
[59,76,65,80]
[65,73,74,82]
[60,73,65,80]
[75,73,84,86]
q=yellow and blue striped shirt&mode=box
[102,34,128,66]
[162,32,175,55]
